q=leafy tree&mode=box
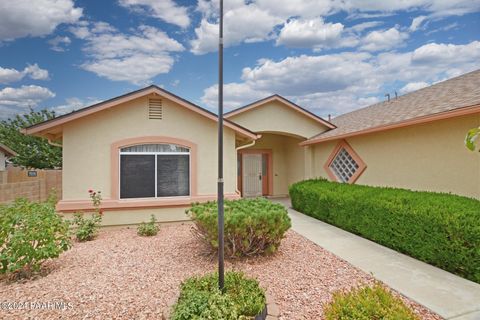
[0,109,61,169]
[465,127,480,152]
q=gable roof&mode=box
[224,94,336,129]
[302,69,480,145]
[0,143,16,157]
[23,85,258,140]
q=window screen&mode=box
[119,144,190,199]
[157,155,189,197]
[120,155,155,198]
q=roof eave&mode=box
[23,86,258,140]
[225,94,336,129]
[301,103,480,146]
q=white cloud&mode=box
[23,64,49,80]
[201,40,480,117]
[202,83,270,111]
[51,97,102,115]
[409,15,427,32]
[411,41,480,66]
[348,21,384,33]
[71,22,184,84]
[119,0,190,28]
[276,18,348,49]
[360,27,409,52]
[0,85,55,112]
[190,0,480,54]
[0,64,49,84]
[0,68,24,84]
[48,36,72,52]
[0,0,82,41]
[191,2,282,55]
[399,81,429,94]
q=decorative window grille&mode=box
[329,148,360,183]
[148,99,162,119]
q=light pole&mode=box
[217,0,225,292]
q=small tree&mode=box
[0,108,62,169]
[465,127,480,152]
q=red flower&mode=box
[99,210,103,216]
[88,189,93,193]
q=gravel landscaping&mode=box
[0,223,442,319]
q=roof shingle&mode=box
[305,69,480,144]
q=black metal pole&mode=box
[217,0,225,292]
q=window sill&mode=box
[56,193,241,212]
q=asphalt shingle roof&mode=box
[308,69,480,142]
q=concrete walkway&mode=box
[271,198,480,320]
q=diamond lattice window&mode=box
[325,141,366,184]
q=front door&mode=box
[242,154,262,197]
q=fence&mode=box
[0,166,62,203]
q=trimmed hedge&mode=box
[187,198,291,258]
[171,271,265,320]
[289,179,480,283]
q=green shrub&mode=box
[289,179,480,283]
[73,212,102,242]
[186,198,291,258]
[171,271,265,320]
[0,198,71,278]
[324,283,419,320]
[137,215,159,236]
[72,189,103,242]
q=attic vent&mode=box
[148,98,163,119]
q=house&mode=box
[0,143,16,171]
[24,69,480,225]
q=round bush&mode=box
[324,283,419,320]
[0,198,71,278]
[187,198,291,258]
[171,271,265,320]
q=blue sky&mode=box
[0,0,479,120]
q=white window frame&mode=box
[119,145,191,199]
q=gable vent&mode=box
[148,98,163,119]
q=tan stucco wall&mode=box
[63,206,189,226]
[228,101,329,138]
[311,114,480,199]
[62,94,237,203]
[246,133,305,196]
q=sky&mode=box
[0,0,479,121]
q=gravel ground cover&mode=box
[0,224,442,320]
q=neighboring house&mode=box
[0,143,16,171]
[24,69,480,225]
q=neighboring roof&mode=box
[302,69,480,145]
[23,85,258,140]
[0,143,16,157]
[224,94,336,129]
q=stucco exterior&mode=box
[226,100,330,138]
[24,79,480,225]
[60,94,239,224]
[310,113,480,199]
[244,133,305,196]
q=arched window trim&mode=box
[111,136,197,200]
